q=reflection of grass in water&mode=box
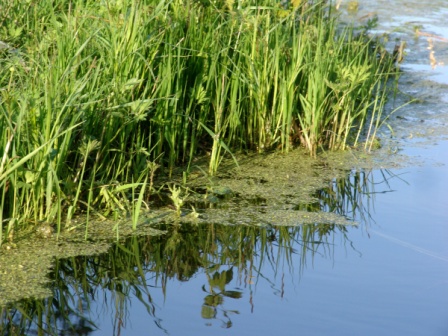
[2,167,406,332]
[1,297,97,335]
[2,164,397,329]
[308,170,375,223]
[305,168,402,225]
[0,221,351,334]
[0,165,409,333]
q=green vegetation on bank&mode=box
[0,0,397,241]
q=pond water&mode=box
[2,1,448,335]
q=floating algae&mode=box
[180,207,356,227]
[179,146,411,228]
[0,219,166,306]
[0,143,421,306]
[0,237,111,306]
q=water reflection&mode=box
[313,169,401,223]
[0,169,398,335]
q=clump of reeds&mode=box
[0,0,397,240]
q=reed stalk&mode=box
[0,0,398,239]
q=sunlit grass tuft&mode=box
[0,0,398,241]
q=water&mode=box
[12,156,446,336]
[2,1,448,335]
[85,157,447,336]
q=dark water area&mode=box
[2,1,448,335]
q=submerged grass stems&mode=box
[0,0,398,241]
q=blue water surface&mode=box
[89,139,448,336]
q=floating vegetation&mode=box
[0,219,166,307]
[0,237,110,306]
[0,145,399,308]
[184,208,357,227]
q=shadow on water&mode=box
[0,169,400,335]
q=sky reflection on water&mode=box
[90,141,448,336]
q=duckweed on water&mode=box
[185,146,410,205]
[0,220,165,306]
[182,208,356,227]
[0,238,109,306]
[175,146,412,228]
[0,133,420,306]
[0,146,390,306]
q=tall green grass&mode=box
[0,0,397,240]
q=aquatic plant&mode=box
[168,184,190,217]
[0,0,397,240]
